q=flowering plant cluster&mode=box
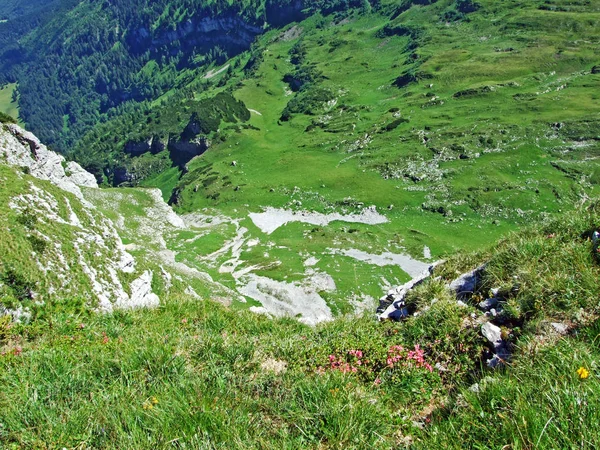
[142,396,159,411]
[317,344,435,382]
[320,349,365,374]
[387,344,433,372]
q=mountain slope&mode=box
[0,123,163,316]
[51,0,598,318]
[0,0,371,151]
[2,0,599,322]
[2,161,600,447]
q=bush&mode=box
[0,267,34,302]
[280,87,335,121]
[0,111,16,124]
[16,208,37,229]
[27,235,48,254]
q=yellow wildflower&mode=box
[143,397,158,410]
[577,367,590,379]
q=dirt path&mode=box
[204,64,230,79]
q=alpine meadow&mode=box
[1,0,600,448]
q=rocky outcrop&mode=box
[0,124,97,200]
[129,16,263,57]
[111,167,136,186]
[448,264,486,299]
[116,271,160,309]
[266,0,305,27]
[124,135,167,157]
[377,262,443,320]
[168,135,211,168]
[379,262,513,369]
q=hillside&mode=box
[1,124,600,447]
[68,0,600,317]
[1,0,600,447]
[0,0,369,151]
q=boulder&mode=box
[124,138,153,157]
[168,136,211,167]
[448,264,486,298]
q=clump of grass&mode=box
[417,330,600,449]
[0,111,16,124]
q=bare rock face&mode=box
[0,124,97,200]
[124,135,167,157]
[117,271,160,309]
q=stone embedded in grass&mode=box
[481,322,502,344]
[377,262,442,320]
[478,297,499,311]
[481,322,511,368]
[550,322,569,335]
[448,264,486,299]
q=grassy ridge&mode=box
[2,199,600,448]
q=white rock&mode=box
[1,124,97,200]
[551,322,569,335]
[481,322,502,344]
[118,271,160,309]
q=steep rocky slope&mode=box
[0,124,160,318]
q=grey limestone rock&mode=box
[0,124,97,200]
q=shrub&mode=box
[0,111,16,124]
[27,235,48,254]
[16,208,37,229]
[0,267,34,302]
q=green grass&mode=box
[146,0,599,312]
[2,199,600,448]
[0,164,129,312]
[3,2,600,445]
[139,166,182,202]
[44,0,599,315]
[0,83,20,125]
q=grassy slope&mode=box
[2,1,600,446]
[0,83,20,125]
[2,197,600,448]
[0,163,129,312]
